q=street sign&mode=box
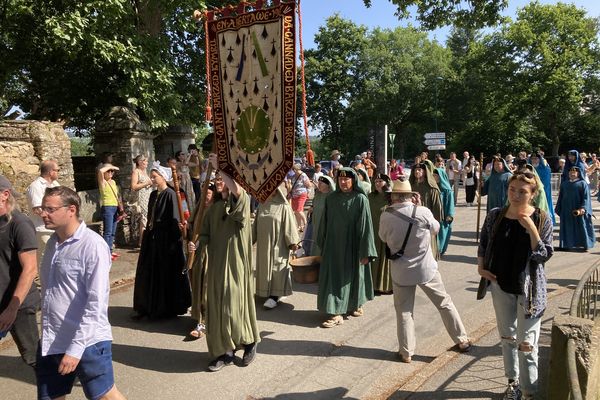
[424,138,446,146]
[424,132,446,139]
[427,145,446,151]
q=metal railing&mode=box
[567,260,600,400]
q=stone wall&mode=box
[0,120,74,212]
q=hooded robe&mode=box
[482,158,512,212]
[530,154,555,224]
[555,167,596,250]
[434,168,455,255]
[317,167,377,315]
[368,178,393,293]
[409,160,443,259]
[199,188,260,357]
[308,175,335,256]
[252,188,300,298]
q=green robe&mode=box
[410,160,443,259]
[310,191,329,256]
[368,191,392,292]
[252,189,299,298]
[317,168,377,315]
[199,189,260,357]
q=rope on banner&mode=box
[296,0,314,166]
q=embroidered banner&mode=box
[207,1,296,202]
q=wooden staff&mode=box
[170,165,188,239]
[186,160,214,270]
[476,152,484,242]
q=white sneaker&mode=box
[263,298,278,309]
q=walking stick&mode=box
[186,161,214,270]
[171,165,188,239]
[476,152,484,242]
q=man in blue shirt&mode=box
[36,186,126,400]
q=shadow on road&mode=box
[112,343,208,373]
[257,387,358,400]
[108,306,196,336]
[258,331,409,362]
[256,304,324,328]
[0,355,36,386]
[441,254,478,265]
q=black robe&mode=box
[133,187,191,318]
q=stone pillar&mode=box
[153,125,196,164]
[0,121,74,213]
[94,106,155,246]
[548,315,596,400]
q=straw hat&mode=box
[390,179,415,194]
[99,163,120,174]
[331,149,341,157]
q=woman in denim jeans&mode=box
[97,163,121,259]
[477,172,553,400]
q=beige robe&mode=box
[252,189,299,298]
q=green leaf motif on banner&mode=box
[236,105,272,154]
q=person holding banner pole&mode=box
[197,153,260,372]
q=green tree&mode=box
[0,0,213,133]
[364,0,508,29]
[473,3,600,155]
[303,15,368,155]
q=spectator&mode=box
[379,178,470,363]
[26,160,60,267]
[363,150,377,178]
[478,173,553,400]
[445,152,461,206]
[0,175,39,368]
[36,186,126,400]
[388,159,404,181]
[130,155,153,247]
[97,163,122,259]
[287,164,312,232]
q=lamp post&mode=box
[434,76,443,132]
[388,133,396,161]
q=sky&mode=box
[298,0,600,49]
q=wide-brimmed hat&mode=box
[331,149,341,156]
[99,163,120,174]
[390,179,415,194]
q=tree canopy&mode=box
[304,3,600,160]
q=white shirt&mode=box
[26,177,59,229]
[312,171,323,186]
[40,222,113,358]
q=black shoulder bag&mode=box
[385,204,417,260]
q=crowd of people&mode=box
[0,144,598,399]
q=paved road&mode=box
[1,191,597,400]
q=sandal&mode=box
[189,323,206,339]
[351,307,364,317]
[322,315,343,328]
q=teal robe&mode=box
[435,168,455,255]
[482,158,512,212]
[317,168,377,315]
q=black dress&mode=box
[133,187,191,318]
